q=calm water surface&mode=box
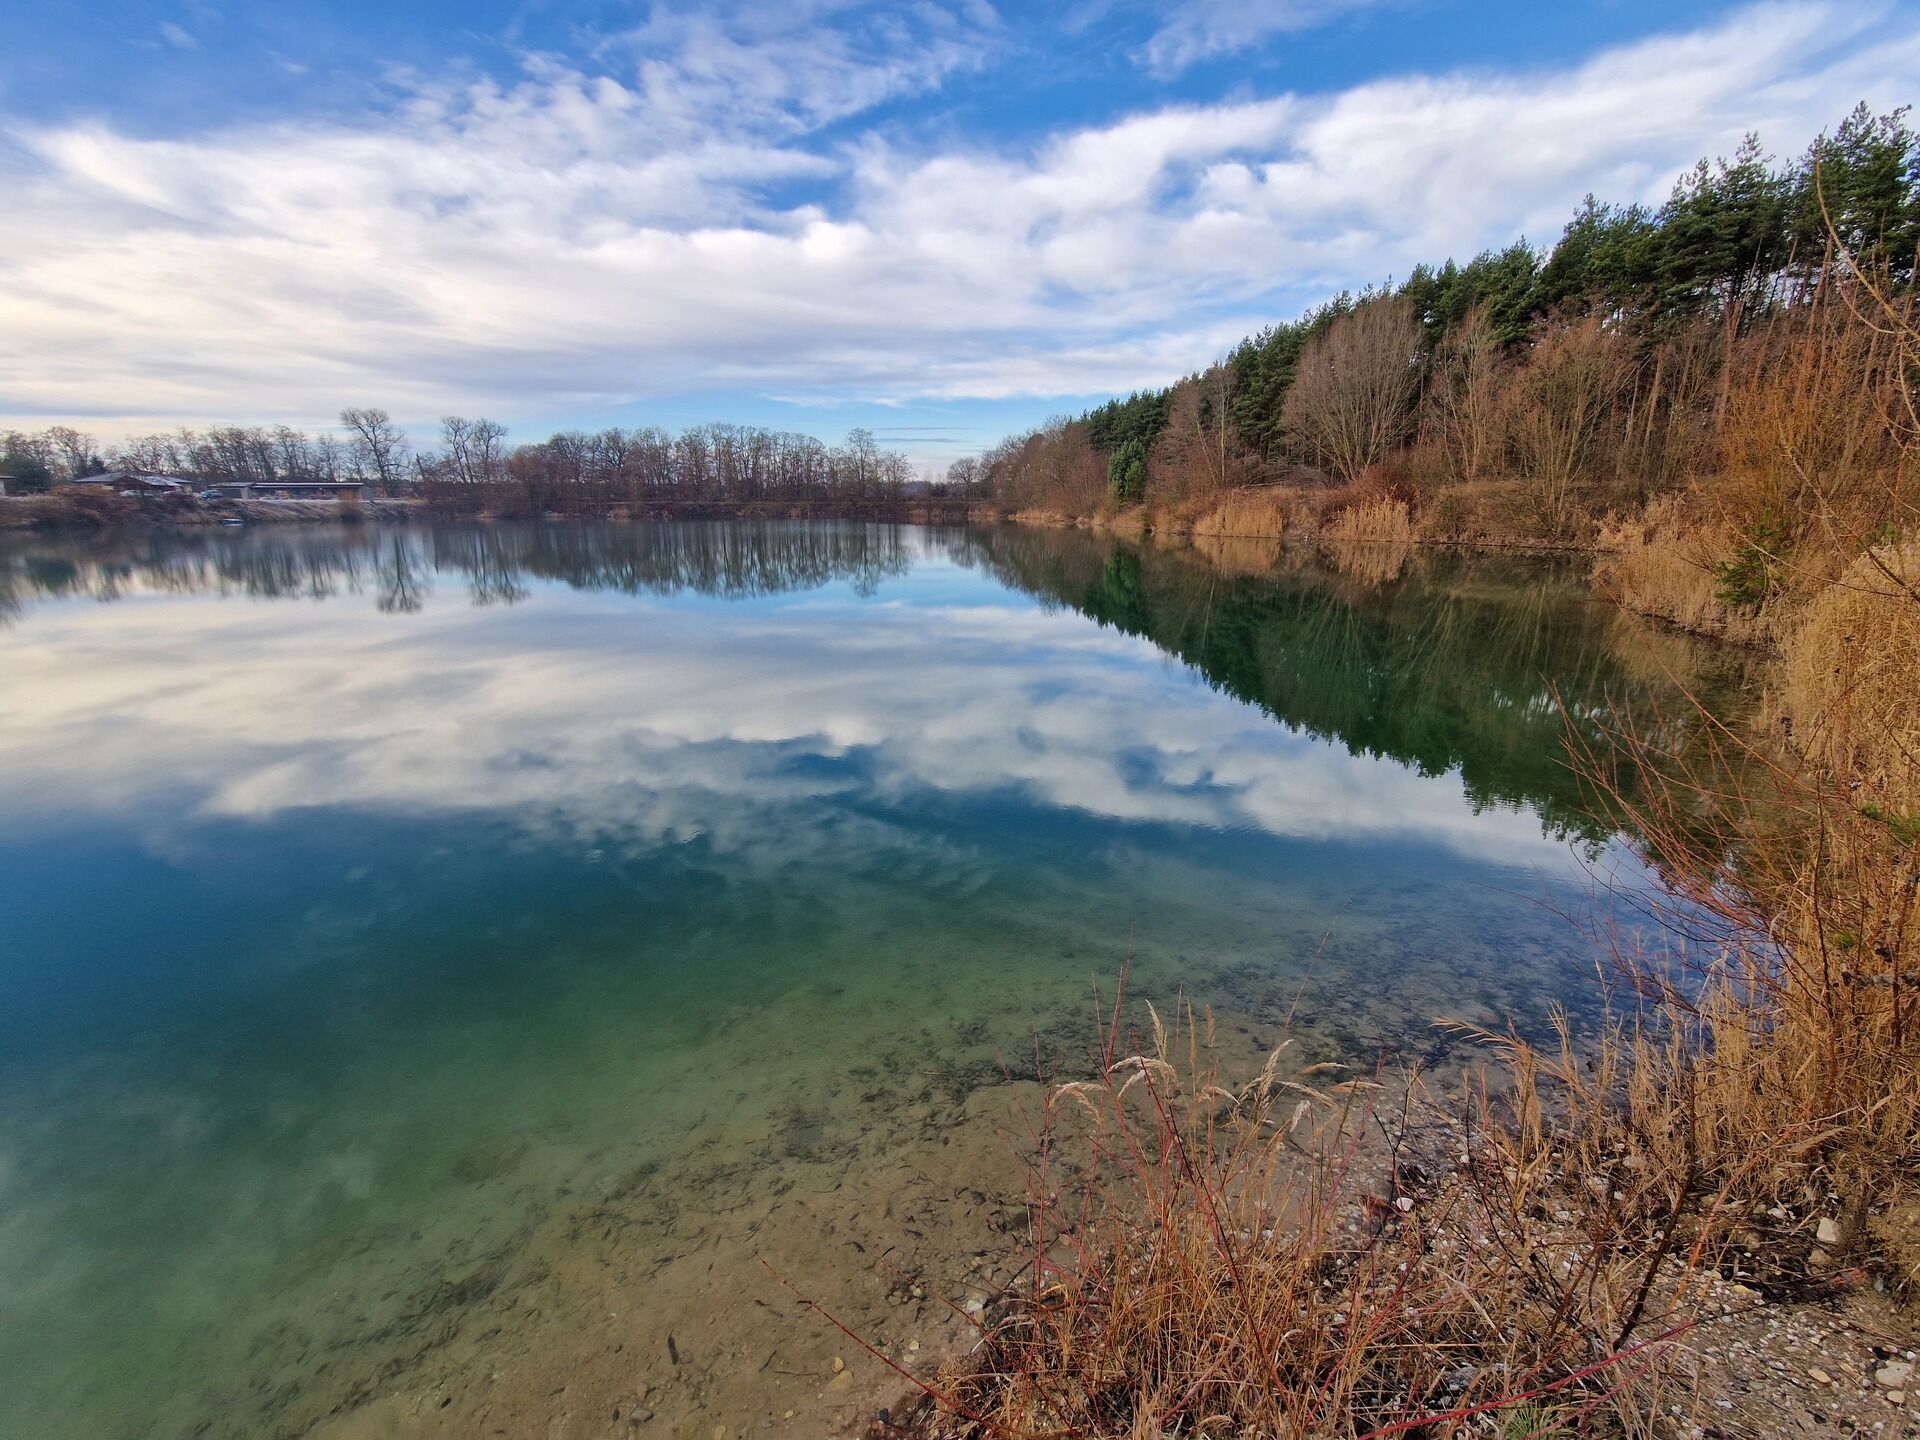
[0,522,1738,1437]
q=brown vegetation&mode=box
[1326,495,1415,545]
[3,413,944,514]
[1188,488,1288,541]
[1281,297,1425,486]
[1590,498,1777,645]
[0,487,167,529]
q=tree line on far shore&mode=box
[975,103,1920,548]
[1,412,943,509]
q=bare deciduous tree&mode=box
[341,407,408,491]
[1425,304,1505,484]
[1152,361,1242,501]
[1507,313,1628,536]
[1280,297,1424,483]
[946,456,981,494]
[43,425,100,479]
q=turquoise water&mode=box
[0,522,1737,1437]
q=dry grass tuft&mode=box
[1189,487,1291,540]
[887,985,1749,1440]
[1782,539,1920,811]
[1326,496,1414,544]
[1590,498,1778,646]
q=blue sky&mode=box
[3,1,1916,470]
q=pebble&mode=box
[831,1356,845,1375]
[1889,1392,1906,1406]
[1877,1361,1914,1388]
[1809,1367,1835,1385]
[1816,1218,1842,1245]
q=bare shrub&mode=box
[991,420,1109,517]
[1151,364,1244,507]
[1425,303,1507,485]
[1712,289,1916,595]
[1507,312,1629,541]
[1280,297,1424,484]
[1615,317,1721,500]
[1412,479,1536,544]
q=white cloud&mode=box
[607,0,998,136]
[1139,0,1384,76]
[1,2,1913,435]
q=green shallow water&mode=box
[0,521,1743,1438]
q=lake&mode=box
[0,521,1742,1438]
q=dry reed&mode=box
[1189,488,1291,540]
[884,983,1740,1439]
[1590,498,1778,646]
[1326,496,1415,544]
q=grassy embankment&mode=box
[845,268,1919,1433]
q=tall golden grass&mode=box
[1188,487,1291,540]
[1326,495,1415,544]
[1783,540,1920,810]
[1590,497,1778,646]
[877,985,1749,1438]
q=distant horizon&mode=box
[5,0,1918,472]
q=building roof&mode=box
[65,472,188,489]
